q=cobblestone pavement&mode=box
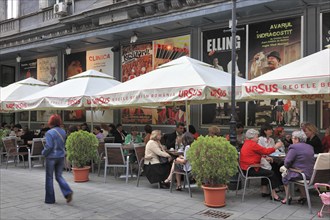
[0,163,325,220]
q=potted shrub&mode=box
[66,130,99,182]
[0,129,6,152]
[187,135,238,207]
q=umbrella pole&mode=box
[185,100,190,132]
[91,108,94,131]
[28,111,31,129]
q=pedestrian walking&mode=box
[42,114,73,204]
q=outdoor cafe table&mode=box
[166,149,184,158]
[269,152,286,164]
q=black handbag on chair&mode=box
[159,156,168,164]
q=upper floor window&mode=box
[7,0,19,19]
[39,0,57,9]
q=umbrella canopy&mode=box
[0,78,49,112]
[15,70,121,111]
[94,56,247,108]
[242,48,330,100]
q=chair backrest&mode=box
[310,153,330,185]
[2,137,17,154]
[104,143,125,165]
[9,136,18,147]
[98,142,105,157]
[31,138,45,156]
[237,164,246,178]
[134,144,145,166]
[104,137,115,143]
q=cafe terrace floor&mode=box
[0,164,326,220]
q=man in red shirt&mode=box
[240,129,283,201]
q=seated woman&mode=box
[164,132,194,190]
[281,130,315,205]
[258,124,283,194]
[322,126,330,153]
[305,123,323,154]
[273,127,292,152]
[144,124,152,145]
[188,125,199,140]
[93,125,104,142]
[208,125,221,137]
[240,129,283,201]
[144,130,172,188]
[124,126,143,144]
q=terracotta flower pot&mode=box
[202,184,227,207]
[72,166,90,182]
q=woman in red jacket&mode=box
[240,129,283,201]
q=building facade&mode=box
[0,0,329,132]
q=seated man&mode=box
[164,122,185,150]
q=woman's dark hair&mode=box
[14,124,22,129]
[109,123,116,130]
[259,124,273,137]
[188,125,196,134]
[182,132,194,146]
[94,125,102,132]
[68,125,78,134]
[130,126,138,132]
[48,114,62,127]
[144,124,152,134]
[236,123,244,129]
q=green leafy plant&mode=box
[66,130,99,168]
[0,129,9,150]
[187,135,238,187]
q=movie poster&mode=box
[322,12,330,129]
[201,27,246,125]
[121,43,153,124]
[153,35,190,69]
[37,56,58,122]
[248,17,301,127]
[64,51,86,79]
[19,60,37,121]
[86,48,114,123]
[86,48,114,76]
[19,60,37,80]
[322,12,330,49]
[152,35,191,125]
[63,52,86,122]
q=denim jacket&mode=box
[42,127,66,158]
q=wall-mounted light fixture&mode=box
[111,45,120,52]
[130,32,138,44]
[65,45,71,55]
[16,54,21,63]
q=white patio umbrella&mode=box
[94,56,247,128]
[0,77,49,127]
[0,77,49,112]
[16,70,121,129]
[241,48,330,100]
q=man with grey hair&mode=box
[240,128,283,201]
[280,130,315,204]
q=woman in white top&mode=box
[164,132,193,190]
[258,124,283,197]
[144,130,172,187]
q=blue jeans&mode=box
[45,157,72,203]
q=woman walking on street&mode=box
[42,114,73,204]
